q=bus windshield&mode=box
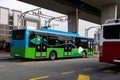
[103,25,120,39]
[12,30,25,40]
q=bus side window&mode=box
[42,36,48,44]
[55,40,60,45]
[29,32,36,39]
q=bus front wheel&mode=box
[49,51,57,60]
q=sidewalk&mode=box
[90,54,99,58]
[0,52,11,59]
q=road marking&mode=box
[103,70,114,73]
[37,62,46,64]
[22,61,36,63]
[0,65,4,67]
[99,66,105,68]
[54,60,61,62]
[30,76,49,80]
[17,63,34,65]
[16,61,46,65]
[83,68,92,71]
[61,71,75,75]
[17,62,32,65]
[77,74,90,80]
[22,62,33,64]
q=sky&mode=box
[0,0,99,38]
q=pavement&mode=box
[91,54,99,58]
[0,52,11,59]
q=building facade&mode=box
[0,6,40,42]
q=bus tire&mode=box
[49,51,57,60]
[82,51,87,58]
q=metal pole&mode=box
[85,26,101,37]
[85,28,88,37]
[76,9,79,33]
[115,4,117,19]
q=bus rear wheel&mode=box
[82,51,87,58]
[49,51,57,60]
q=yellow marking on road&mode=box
[77,74,90,80]
[16,63,29,65]
[83,68,92,71]
[0,65,4,67]
[61,71,75,75]
[30,76,49,80]
[21,62,32,64]
[118,72,120,74]
[54,60,61,62]
[16,61,46,65]
[37,62,46,64]
[22,61,36,63]
[103,70,114,73]
[99,66,105,68]
[16,62,35,65]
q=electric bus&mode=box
[99,19,120,64]
[10,27,94,59]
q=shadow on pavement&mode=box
[100,65,120,73]
[0,52,99,62]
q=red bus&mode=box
[99,19,120,64]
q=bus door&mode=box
[88,39,94,54]
[29,32,47,58]
[64,41,72,57]
[35,36,47,58]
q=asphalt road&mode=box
[0,53,120,80]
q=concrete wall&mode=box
[0,7,9,25]
[68,9,79,33]
[101,4,118,24]
[0,6,41,42]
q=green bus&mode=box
[10,28,94,60]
